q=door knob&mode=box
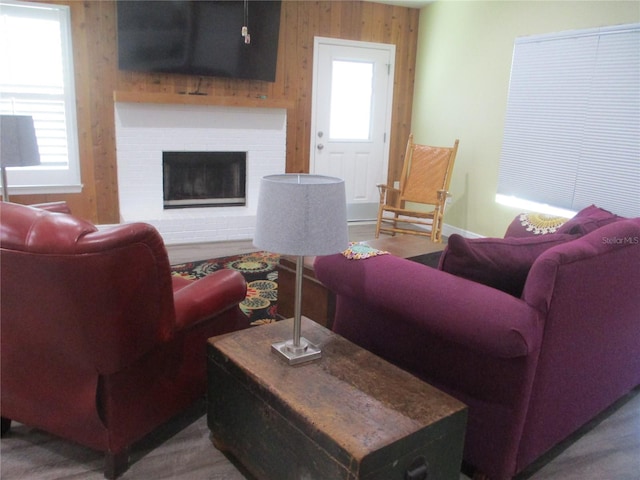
[317,144,324,150]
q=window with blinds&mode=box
[496,23,640,219]
[0,0,81,194]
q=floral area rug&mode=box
[171,251,280,326]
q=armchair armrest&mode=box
[315,254,542,358]
[173,270,247,330]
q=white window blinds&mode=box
[497,24,640,218]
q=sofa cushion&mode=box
[438,233,577,297]
[556,205,622,235]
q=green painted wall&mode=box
[413,1,639,237]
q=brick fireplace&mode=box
[114,102,286,244]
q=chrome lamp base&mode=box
[271,337,322,365]
[271,256,322,365]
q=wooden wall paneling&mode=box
[281,0,296,171]
[316,1,333,38]
[341,1,358,39]
[371,4,389,41]
[359,2,376,40]
[15,0,418,225]
[282,1,302,173]
[329,2,343,38]
[67,0,97,222]
[292,1,313,174]
[383,8,394,43]
[389,6,418,184]
[86,0,119,224]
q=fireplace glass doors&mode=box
[163,152,246,209]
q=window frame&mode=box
[0,0,82,195]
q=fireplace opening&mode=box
[163,152,246,209]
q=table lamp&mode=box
[0,115,41,202]
[254,174,348,365]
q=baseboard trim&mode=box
[442,223,484,239]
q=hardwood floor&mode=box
[2,388,638,479]
[2,223,639,479]
[515,387,640,479]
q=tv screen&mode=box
[117,1,281,82]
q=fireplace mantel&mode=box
[113,91,294,110]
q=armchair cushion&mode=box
[439,232,577,297]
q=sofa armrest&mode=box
[314,254,541,358]
[523,217,640,314]
[172,270,247,330]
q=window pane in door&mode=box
[329,60,373,140]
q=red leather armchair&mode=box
[0,202,249,478]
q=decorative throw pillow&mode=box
[505,212,570,237]
[438,233,578,297]
[556,205,622,235]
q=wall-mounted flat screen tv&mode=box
[117,0,281,82]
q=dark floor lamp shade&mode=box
[1,115,41,201]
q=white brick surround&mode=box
[114,102,286,245]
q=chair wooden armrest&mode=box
[377,183,400,193]
[436,190,450,202]
[377,184,400,205]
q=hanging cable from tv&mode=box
[241,0,250,44]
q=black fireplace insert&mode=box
[163,151,246,209]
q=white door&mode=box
[310,37,395,221]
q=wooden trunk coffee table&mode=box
[277,235,446,328]
[207,318,467,480]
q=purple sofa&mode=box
[314,208,640,480]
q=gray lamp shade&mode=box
[0,115,41,168]
[254,174,349,256]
